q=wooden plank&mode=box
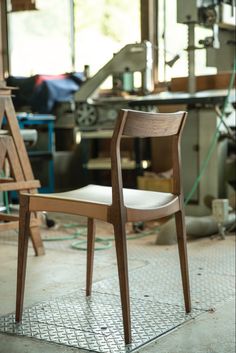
[0,86,8,94]
[4,97,35,181]
[170,72,236,92]
[0,213,19,221]
[0,177,14,182]
[0,138,7,169]
[30,225,45,256]
[0,221,18,230]
[0,180,40,191]
[0,135,25,181]
[0,97,5,127]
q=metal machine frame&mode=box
[74,41,154,128]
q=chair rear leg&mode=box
[86,218,95,296]
[113,221,132,345]
[175,209,191,313]
[16,195,31,322]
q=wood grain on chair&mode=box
[16,109,191,345]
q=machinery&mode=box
[74,41,155,129]
[177,0,235,92]
[176,0,236,215]
[54,2,235,215]
[72,1,235,130]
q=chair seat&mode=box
[32,184,179,221]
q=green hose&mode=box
[71,236,112,251]
[42,222,159,251]
[70,226,159,251]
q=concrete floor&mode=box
[0,217,235,353]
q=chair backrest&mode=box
[122,110,186,138]
[110,109,187,214]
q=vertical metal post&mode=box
[163,0,167,82]
[140,0,158,85]
[187,22,196,94]
[69,0,75,71]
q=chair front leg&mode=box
[113,220,132,345]
[175,208,191,313]
[86,218,95,296]
[16,194,31,322]
[29,212,45,256]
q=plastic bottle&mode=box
[123,67,134,92]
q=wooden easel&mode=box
[0,86,45,255]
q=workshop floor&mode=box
[0,214,235,353]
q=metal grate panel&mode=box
[0,292,201,353]
[94,262,235,310]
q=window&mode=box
[8,0,140,77]
[8,0,72,75]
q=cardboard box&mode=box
[137,176,173,193]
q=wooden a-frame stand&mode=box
[0,86,45,255]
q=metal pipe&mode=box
[69,0,75,71]
[187,22,196,94]
[163,0,167,82]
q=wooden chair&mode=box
[16,109,191,345]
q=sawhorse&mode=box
[0,86,44,256]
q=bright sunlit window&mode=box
[8,0,72,75]
[74,0,140,76]
[8,0,140,77]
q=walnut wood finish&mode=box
[86,218,95,296]
[16,194,30,322]
[16,109,191,345]
[0,89,44,256]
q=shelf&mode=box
[80,130,133,140]
[80,130,113,139]
[85,158,151,170]
[28,151,53,158]
[80,128,151,187]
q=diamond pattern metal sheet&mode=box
[127,236,235,278]
[93,261,235,310]
[0,291,201,353]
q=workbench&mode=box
[128,89,236,106]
